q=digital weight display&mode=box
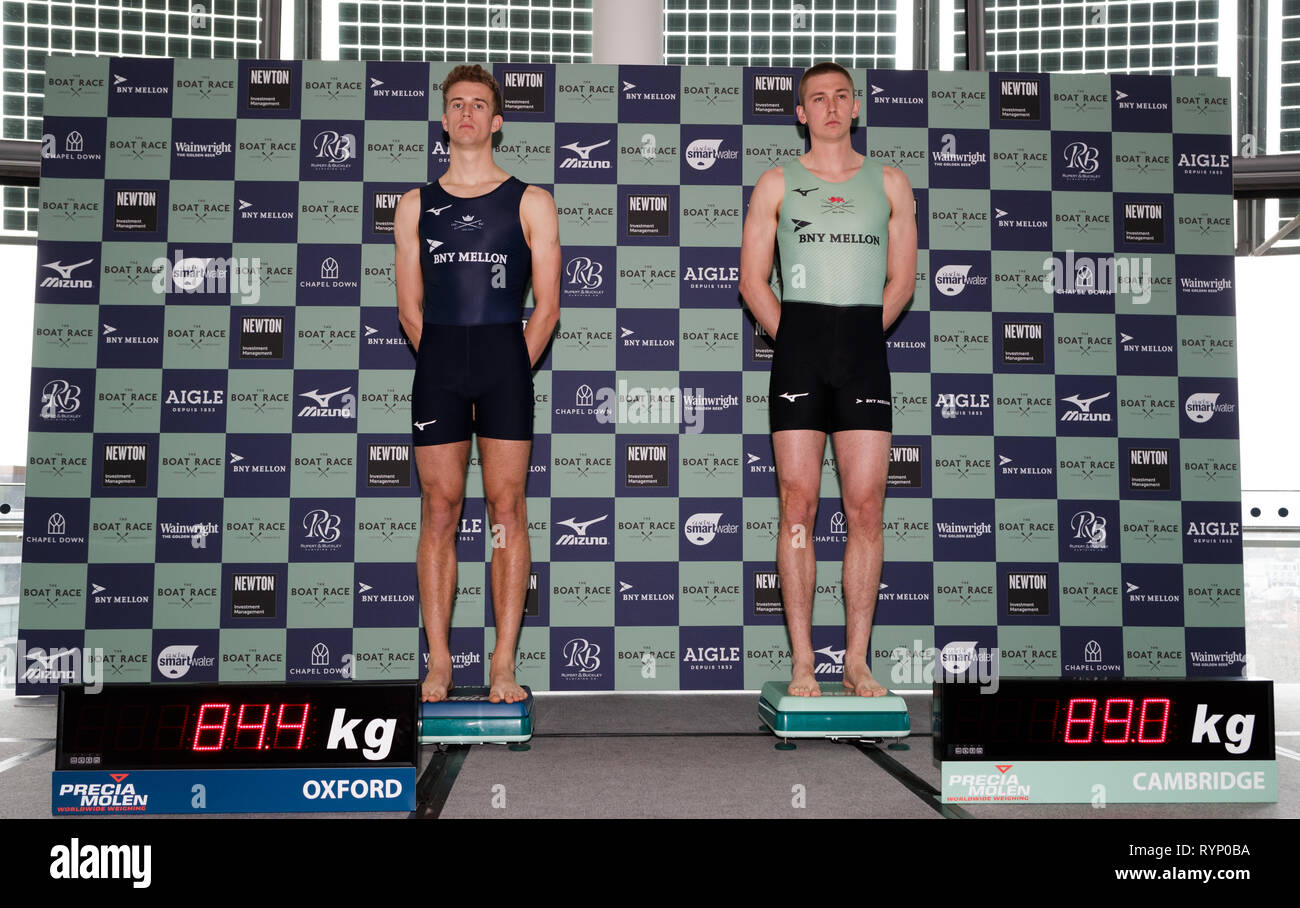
[56,682,418,770]
[934,678,1274,762]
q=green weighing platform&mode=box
[419,686,533,747]
[758,682,910,748]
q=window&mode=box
[328,0,593,62]
[663,0,901,68]
[1,0,262,238]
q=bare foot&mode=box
[787,660,821,697]
[421,662,452,703]
[488,666,527,704]
[843,661,888,697]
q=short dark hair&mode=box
[797,62,854,107]
[441,64,502,118]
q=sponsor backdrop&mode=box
[21,57,1240,693]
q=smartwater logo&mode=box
[1184,392,1235,423]
[682,512,740,546]
[889,639,1000,693]
[684,138,738,171]
[156,643,215,679]
[50,838,151,887]
[934,264,987,297]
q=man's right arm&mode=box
[739,167,784,340]
[394,188,424,350]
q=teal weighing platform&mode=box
[758,682,910,749]
[419,686,534,747]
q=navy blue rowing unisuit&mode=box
[418,177,532,326]
[412,177,535,446]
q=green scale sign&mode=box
[935,678,1276,804]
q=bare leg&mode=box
[833,429,891,696]
[773,429,827,696]
[415,441,470,702]
[479,436,532,704]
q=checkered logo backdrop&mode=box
[20,58,1240,692]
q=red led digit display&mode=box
[233,704,271,750]
[935,679,1274,762]
[1064,698,1096,743]
[1138,698,1171,743]
[274,703,310,750]
[1102,698,1134,743]
[1066,698,1174,744]
[193,703,231,751]
[56,683,416,770]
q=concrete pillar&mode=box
[592,0,664,65]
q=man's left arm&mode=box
[520,185,561,365]
[881,166,918,332]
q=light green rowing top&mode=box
[775,156,891,307]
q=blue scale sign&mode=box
[935,678,1277,804]
[53,682,418,814]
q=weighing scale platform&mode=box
[419,686,533,745]
[758,682,910,744]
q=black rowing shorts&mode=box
[768,301,892,434]
[412,322,534,445]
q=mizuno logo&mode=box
[1062,392,1110,413]
[557,515,608,536]
[428,204,451,215]
[42,259,94,279]
[300,387,352,407]
[413,419,437,430]
[561,139,611,160]
[814,645,846,665]
[792,187,818,197]
[780,392,809,402]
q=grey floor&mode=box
[3,686,1297,819]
